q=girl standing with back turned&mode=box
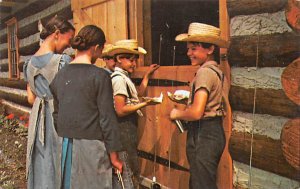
[50,25,123,189]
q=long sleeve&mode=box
[97,73,122,153]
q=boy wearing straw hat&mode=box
[169,23,228,189]
[110,39,160,189]
[101,43,116,75]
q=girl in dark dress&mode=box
[50,25,123,189]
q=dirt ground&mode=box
[0,122,27,189]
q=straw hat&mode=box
[101,44,114,57]
[109,39,147,56]
[175,23,229,48]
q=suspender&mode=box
[111,74,132,99]
[191,66,224,115]
[208,66,225,115]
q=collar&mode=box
[104,68,113,75]
[200,60,218,68]
[114,67,129,77]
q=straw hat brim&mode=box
[101,51,113,57]
[101,44,114,57]
[109,47,147,56]
[175,34,229,48]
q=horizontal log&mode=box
[19,32,40,51]
[233,161,300,189]
[231,67,283,90]
[0,0,57,32]
[0,99,30,118]
[229,132,300,181]
[0,7,11,14]
[232,111,288,140]
[0,63,8,72]
[0,0,71,43]
[0,43,6,52]
[0,78,27,90]
[19,41,39,56]
[0,86,30,107]
[0,61,25,73]
[0,72,9,79]
[230,11,292,37]
[17,5,72,40]
[227,0,286,17]
[0,48,8,59]
[229,86,300,118]
[0,71,24,80]
[2,24,75,57]
[0,34,39,58]
[0,56,30,65]
[228,32,300,67]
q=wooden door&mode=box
[71,0,128,66]
[133,66,195,188]
[132,0,232,188]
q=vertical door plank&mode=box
[217,0,233,189]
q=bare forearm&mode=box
[172,107,203,121]
[138,64,160,96]
[138,75,149,96]
[170,89,208,121]
[27,84,36,105]
[116,102,147,117]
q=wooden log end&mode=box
[285,0,300,32]
[281,57,300,105]
[280,118,300,171]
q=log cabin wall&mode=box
[0,0,73,117]
[227,0,300,188]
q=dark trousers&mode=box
[186,117,225,189]
[113,114,140,189]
